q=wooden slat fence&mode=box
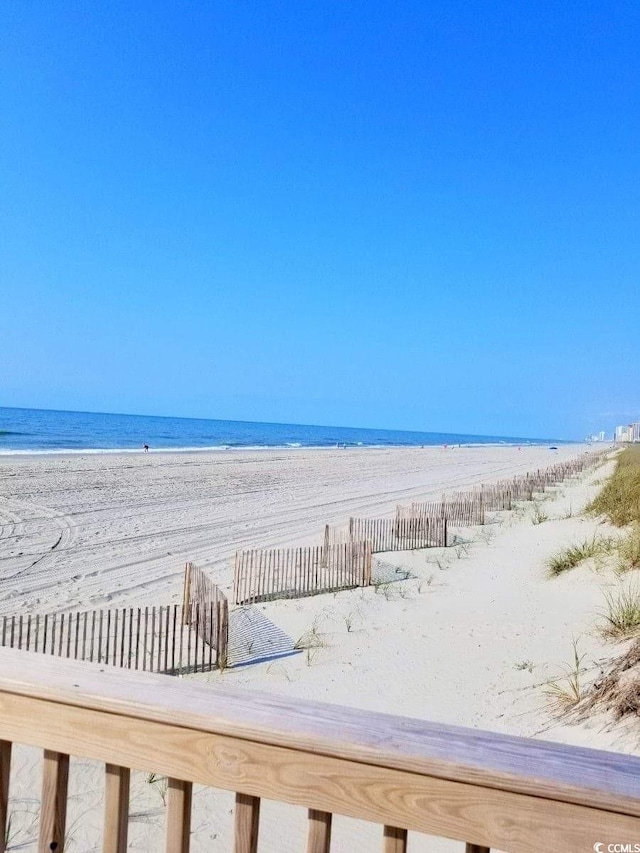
[0,603,222,675]
[396,451,606,520]
[398,494,485,527]
[478,452,605,510]
[347,515,447,553]
[234,541,372,605]
[481,482,514,511]
[182,562,228,665]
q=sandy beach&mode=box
[0,444,583,615]
[1,444,630,852]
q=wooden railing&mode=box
[1,647,639,852]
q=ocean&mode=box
[0,407,564,454]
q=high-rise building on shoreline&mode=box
[615,421,640,443]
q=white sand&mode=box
[0,444,584,613]
[1,444,632,852]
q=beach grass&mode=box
[603,582,640,637]
[547,536,615,577]
[617,524,640,573]
[531,502,549,524]
[545,639,586,708]
[587,446,640,526]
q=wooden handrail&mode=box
[0,647,638,852]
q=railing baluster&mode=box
[165,778,192,853]
[0,740,11,853]
[307,808,332,853]
[234,792,260,853]
[103,764,130,853]
[383,826,407,852]
[38,750,69,853]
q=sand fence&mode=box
[0,449,606,672]
[399,493,485,527]
[344,515,448,552]
[182,561,229,660]
[231,450,605,605]
[232,516,445,606]
[0,563,229,675]
[233,541,372,605]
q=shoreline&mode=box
[0,440,590,457]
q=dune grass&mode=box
[578,639,640,721]
[603,582,640,637]
[587,446,640,526]
[547,536,615,577]
[617,524,640,573]
[531,502,549,525]
[544,639,587,708]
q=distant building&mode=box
[615,422,640,443]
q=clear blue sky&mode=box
[1,1,639,440]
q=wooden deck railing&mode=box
[0,646,639,853]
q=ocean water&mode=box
[0,407,564,454]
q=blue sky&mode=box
[1,1,639,440]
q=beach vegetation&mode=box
[2,805,39,848]
[577,640,640,722]
[4,811,13,848]
[617,524,640,573]
[145,773,168,805]
[545,639,586,708]
[414,575,434,594]
[430,555,450,571]
[305,646,321,666]
[546,536,615,577]
[343,609,364,632]
[374,582,397,600]
[531,503,548,524]
[587,446,640,526]
[602,582,640,638]
[373,580,390,596]
[477,527,495,544]
[294,618,325,651]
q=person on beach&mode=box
[143,444,149,452]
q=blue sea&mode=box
[0,407,565,454]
